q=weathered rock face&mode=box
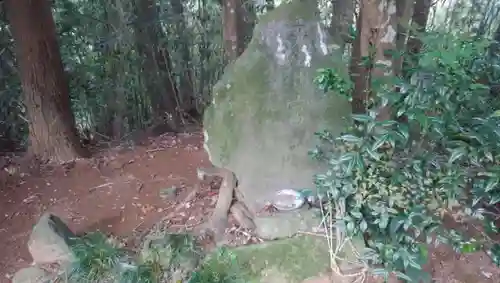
[203,0,351,234]
[12,266,51,283]
[28,213,76,264]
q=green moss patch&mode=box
[192,235,331,283]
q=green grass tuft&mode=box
[188,247,248,283]
[68,232,124,282]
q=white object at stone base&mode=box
[272,189,306,211]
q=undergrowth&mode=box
[313,30,500,282]
[55,231,244,283]
[188,248,247,283]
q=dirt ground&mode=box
[0,131,499,283]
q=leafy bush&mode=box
[313,31,500,282]
[59,231,244,283]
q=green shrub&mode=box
[313,31,500,282]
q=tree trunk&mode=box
[198,0,211,105]
[222,0,245,62]
[134,0,182,131]
[5,0,89,163]
[394,0,413,77]
[104,0,128,140]
[266,0,274,11]
[350,0,398,119]
[170,0,197,115]
[404,0,431,79]
[241,0,257,48]
[329,0,354,51]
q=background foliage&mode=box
[313,3,500,281]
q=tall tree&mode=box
[170,0,197,116]
[103,0,128,139]
[241,0,257,48]
[394,0,414,77]
[222,0,245,61]
[404,0,431,79]
[134,0,182,131]
[350,0,398,119]
[5,0,89,162]
[329,0,354,51]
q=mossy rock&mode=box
[192,235,332,283]
[203,0,351,225]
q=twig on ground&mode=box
[146,148,166,153]
[169,219,204,229]
[297,231,327,237]
[319,199,369,283]
[88,182,114,192]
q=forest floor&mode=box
[0,130,499,283]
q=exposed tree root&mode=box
[196,166,255,242]
[230,201,255,230]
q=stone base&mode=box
[253,208,321,240]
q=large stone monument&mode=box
[203,0,351,239]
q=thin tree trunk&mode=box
[170,0,197,115]
[222,0,245,62]
[241,0,257,48]
[6,0,89,163]
[350,0,398,120]
[394,0,413,77]
[106,0,128,140]
[404,0,431,79]
[329,0,354,51]
[349,1,367,114]
[198,0,211,105]
[134,0,182,131]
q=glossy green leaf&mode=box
[338,134,362,144]
[448,147,467,164]
[394,271,413,282]
[489,195,500,205]
[484,178,499,192]
[351,114,374,123]
[372,134,389,151]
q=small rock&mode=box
[159,186,180,200]
[12,266,51,283]
[28,213,76,264]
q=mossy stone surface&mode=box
[203,0,351,238]
[196,235,331,283]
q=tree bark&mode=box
[404,0,431,79]
[329,0,354,51]
[350,0,398,119]
[241,0,257,48]
[170,0,197,115]
[6,0,89,163]
[394,0,414,77]
[222,0,245,62]
[104,0,128,140]
[134,0,182,131]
